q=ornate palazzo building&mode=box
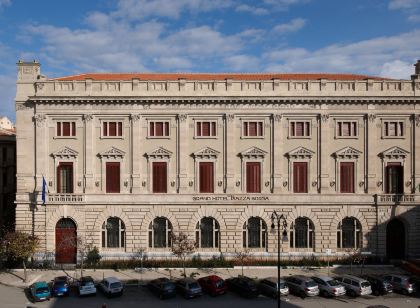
[15,60,420,263]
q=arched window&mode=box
[337,217,362,249]
[149,217,172,248]
[290,217,314,248]
[243,217,267,248]
[102,217,125,248]
[195,217,220,248]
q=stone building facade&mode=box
[15,60,420,263]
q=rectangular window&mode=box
[386,163,403,194]
[199,162,214,193]
[337,121,357,137]
[57,162,73,193]
[340,162,354,193]
[149,121,170,137]
[196,121,217,137]
[243,121,263,137]
[103,121,123,137]
[152,162,167,193]
[106,162,120,193]
[56,121,76,137]
[2,147,6,162]
[384,121,404,137]
[293,162,308,193]
[246,162,261,193]
[290,121,310,137]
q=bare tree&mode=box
[170,232,196,277]
[344,248,363,274]
[234,248,252,276]
[1,231,39,282]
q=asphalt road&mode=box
[2,283,420,308]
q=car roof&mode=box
[262,277,285,283]
[103,277,121,283]
[204,275,223,281]
[388,274,409,279]
[313,275,334,281]
[34,281,48,288]
[339,275,367,281]
[291,275,311,280]
[178,277,197,283]
[54,276,68,280]
[81,276,94,281]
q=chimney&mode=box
[17,60,41,82]
[412,60,420,80]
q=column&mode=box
[225,113,236,193]
[83,114,94,192]
[272,114,283,193]
[131,113,142,193]
[178,114,189,192]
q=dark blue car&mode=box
[51,276,70,297]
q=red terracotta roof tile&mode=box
[53,72,390,81]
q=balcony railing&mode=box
[47,194,85,203]
[376,194,416,204]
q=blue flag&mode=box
[42,176,47,205]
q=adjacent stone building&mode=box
[15,60,420,263]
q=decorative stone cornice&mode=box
[146,147,172,159]
[334,146,362,159]
[52,146,79,159]
[99,147,126,159]
[193,147,220,159]
[240,146,267,159]
[380,146,409,159]
[287,146,315,159]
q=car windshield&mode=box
[189,282,200,289]
[36,287,49,294]
[54,281,66,287]
[361,282,370,288]
[215,280,225,288]
[305,281,317,288]
[81,281,94,286]
[279,282,286,289]
[163,283,175,290]
[327,280,340,287]
[110,282,122,288]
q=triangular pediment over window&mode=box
[147,147,172,159]
[193,147,220,159]
[287,146,314,159]
[52,146,78,159]
[380,146,409,159]
[240,146,267,159]
[334,146,362,159]
[99,146,125,159]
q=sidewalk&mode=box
[0,265,407,289]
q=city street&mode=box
[2,283,420,308]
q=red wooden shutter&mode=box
[211,122,216,136]
[153,162,167,193]
[72,122,76,136]
[243,122,248,136]
[63,122,70,136]
[155,122,163,136]
[202,122,210,136]
[103,122,108,136]
[386,162,403,193]
[342,122,350,136]
[118,122,122,136]
[293,162,307,193]
[340,162,354,193]
[57,162,73,193]
[249,122,257,136]
[164,122,169,136]
[199,162,214,193]
[106,162,120,193]
[109,122,117,136]
[57,122,61,136]
[150,122,154,136]
[258,122,263,136]
[196,122,201,136]
[246,162,261,193]
[296,122,304,136]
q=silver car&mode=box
[258,277,289,298]
[335,275,372,297]
[384,275,416,295]
[176,277,203,299]
[285,275,319,297]
[311,276,346,297]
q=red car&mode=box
[198,275,227,296]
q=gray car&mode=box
[285,275,319,298]
[311,276,346,297]
[335,275,372,297]
[384,275,416,295]
[176,278,203,299]
[258,277,289,298]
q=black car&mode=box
[226,276,260,298]
[147,278,176,299]
[362,275,393,296]
[51,276,70,297]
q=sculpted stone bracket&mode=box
[33,113,46,127]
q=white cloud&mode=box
[380,60,413,79]
[408,14,420,21]
[263,0,310,11]
[389,0,420,10]
[272,18,306,34]
[223,55,260,71]
[235,4,269,15]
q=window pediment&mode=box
[52,146,78,159]
[193,147,220,159]
[99,146,125,159]
[287,146,314,159]
[334,146,362,159]
[380,146,409,159]
[240,146,267,159]
[147,147,172,159]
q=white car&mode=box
[98,277,124,297]
[77,276,97,296]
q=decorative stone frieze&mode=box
[33,113,46,127]
[287,147,315,159]
[380,146,409,159]
[146,147,172,159]
[193,147,220,160]
[334,146,362,159]
[99,147,126,159]
[52,146,79,159]
[240,147,267,159]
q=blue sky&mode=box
[1,0,420,121]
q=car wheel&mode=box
[402,289,408,296]
[350,290,357,297]
[373,290,379,296]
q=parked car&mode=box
[335,275,372,297]
[384,274,416,295]
[77,276,97,297]
[176,277,203,299]
[148,278,176,299]
[311,276,346,297]
[226,276,260,298]
[285,275,319,298]
[51,276,70,297]
[30,281,51,302]
[258,277,289,298]
[362,275,393,296]
[198,275,227,296]
[98,277,123,297]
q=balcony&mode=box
[47,194,85,203]
[375,194,418,205]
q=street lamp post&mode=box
[271,211,288,308]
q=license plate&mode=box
[39,297,45,300]
[57,293,63,296]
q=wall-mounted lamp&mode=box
[218,180,223,187]
[171,181,175,187]
[359,181,364,187]
[405,180,412,187]
[48,181,53,187]
[95,181,100,187]
[236,180,241,187]
[142,181,146,187]
[77,180,82,187]
[330,181,335,187]
[124,180,129,187]
[189,180,194,187]
[311,181,317,187]
[377,180,382,187]
[265,181,270,187]
[282,181,288,187]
